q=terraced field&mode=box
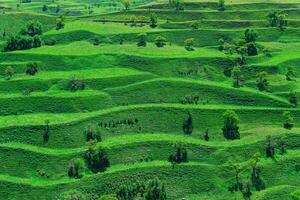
[1,0,300,199]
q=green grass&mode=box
[2,0,300,199]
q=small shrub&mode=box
[26,62,38,75]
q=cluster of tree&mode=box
[180,94,200,104]
[256,71,269,91]
[219,29,259,65]
[266,136,287,159]
[169,0,184,10]
[155,36,167,47]
[228,153,265,200]
[67,76,85,92]
[267,11,288,31]
[168,143,188,167]
[99,118,139,128]
[4,21,42,51]
[116,178,166,200]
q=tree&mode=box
[283,111,294,129]
[218,0,225,11]
[4,66,14,80]
[250,153,265,191]
[149,13,158,28]
[232,65,241,88]
[154,36,167,47]
[85,142,110,173]
[222,110,240,140]
[56,16,65,30]
[228,160,243,192]
[122,0,130,10]
[289,91,297,107]
[174,0,184,10]
[137,33,147,47]
[22,21,43,36]
[285,66,294,81]
[266,136,275,158]
[68,158,85,178]
[32,35,42,48]
[42,4,48,12]
[278,13,288,31]
[203,128,209,141]
[190,21,199,30]
[145,178,167,200]
[26,62,38,75]
[241,181,252,200]
[168,143,188,166]
[43,120,50,143]
[256,71,268,91]
[267,11,278,27]
[84,124,101,142]
[182,112,193,135]
[236,45,247,65]
[184,38,195,51]
[244,29,258,43]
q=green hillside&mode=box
[1,0,300,199]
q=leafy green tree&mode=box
[182,112,193,135]
[68,158,85,178]
[190,21,199,30]
[218,0,225,11]
[250,153,265,191]
[168,143,188,166]
[85,141,110,173]
[145,178,167,200]
[256,71,268,91]
[122,0,130,10]
[278,13,288,31]
[236,45,247,65]
[203,128,209,141]
[137,33,147,47]
[4,66,14,80]
[32,35,42,48]
[22,21,43,36]
[184,38,195,51]
[232,65,241,88]
[56,16,65,30]
[244,29,258,43]
[289,91,297,107]
[26,62,38,75]
[283,111,294,129]
[154,36,167,47]
[84,124,102,142]
[222,110,240,140]
[43,119,50,143]
[228,160,243,192]
[174,0,184,10]
[149,13,158,28]
[42,4,48,12]
[267,11,278,27]
[285,66,294,81]
[266,136,275,158]
[241,181,252,200]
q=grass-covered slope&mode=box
[1,0,300,199]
